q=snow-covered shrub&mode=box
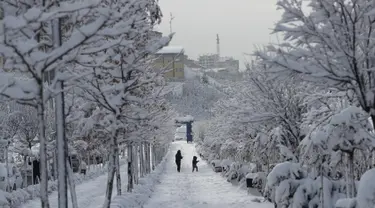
[220,159,232,172]
[237,163,256,182]
[249,172,267,194]
[335,198,357,208]
[0,190,10,208]
[350,168,375,208]
[265,162,348,208]
[224,162,241,182]
[265,162,306,206]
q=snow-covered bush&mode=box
[1,160,126,208]
[265,162,306,206]
[249,172,267,194]
[337,168,375,208]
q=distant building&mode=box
[198,54,239,71]
[217,57,240,71]
[198,54,219,69]
[183,55,202,69]
[154,46,185,81]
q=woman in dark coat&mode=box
[175,150,183,172]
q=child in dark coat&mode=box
[192,156,199,172]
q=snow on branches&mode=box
[0,0,174,207]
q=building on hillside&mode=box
[198,54,219,69]
[154,46,185,81]
[198,54,239,71]
[183,55,202,69]
[217,57,240,71]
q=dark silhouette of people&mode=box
[175,150,183,172]
[28,158,40,184]
[192,156,199,172]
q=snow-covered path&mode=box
[19,165,127,208]
[143,141,272,208]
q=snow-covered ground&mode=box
[18,141,272,208]
[143,141,272,208]
[19,164,127,208]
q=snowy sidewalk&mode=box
[143,141,272,208]
[19,165,127,208]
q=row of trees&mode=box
[0,0,175,207]
[199,0,375,207]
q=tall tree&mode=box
[256,0,375,128]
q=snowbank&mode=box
[110,148,170,208]
[175,115,194,123]
[1,160,126,208]
[339,168,375,208]
[335,198,356,208]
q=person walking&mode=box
[192,156,199,172]
[175,150,183,172]
[28,157,40,184]
[80,160,87,175]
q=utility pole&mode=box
[169,13,175,34]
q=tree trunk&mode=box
[23,156,28,188]
[67,161,78,208]
[53,152,57,181]
[37,98,50,208]
[133,143,139,184]
[127,144,133,192]
[5,146,10,192]
[102,136,116,208]
[146,143,151,174]
[320,164,324,207]
[139,142,144,177]
[55,78,68,208]
[151,144,156,171]
[145,143,149,175]
[115,135,121,196]
[347,152,356,198]
[87,154,90,171]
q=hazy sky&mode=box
[155,0,282,69]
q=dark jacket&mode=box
[175,151,183,164]
[28,159,40,175]
[192,156,199,166]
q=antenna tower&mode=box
[216,34,220,57]
[169,13,175,34]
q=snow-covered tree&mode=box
[67,0,171,205]
[256,0,375,129]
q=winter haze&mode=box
[156,0,282,68]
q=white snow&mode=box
[17,141,273,208]
[19,164,128,208]
[175,115,194,123]
[156,46,184,54]
[356,168,375,208]
[143,141,272,208]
